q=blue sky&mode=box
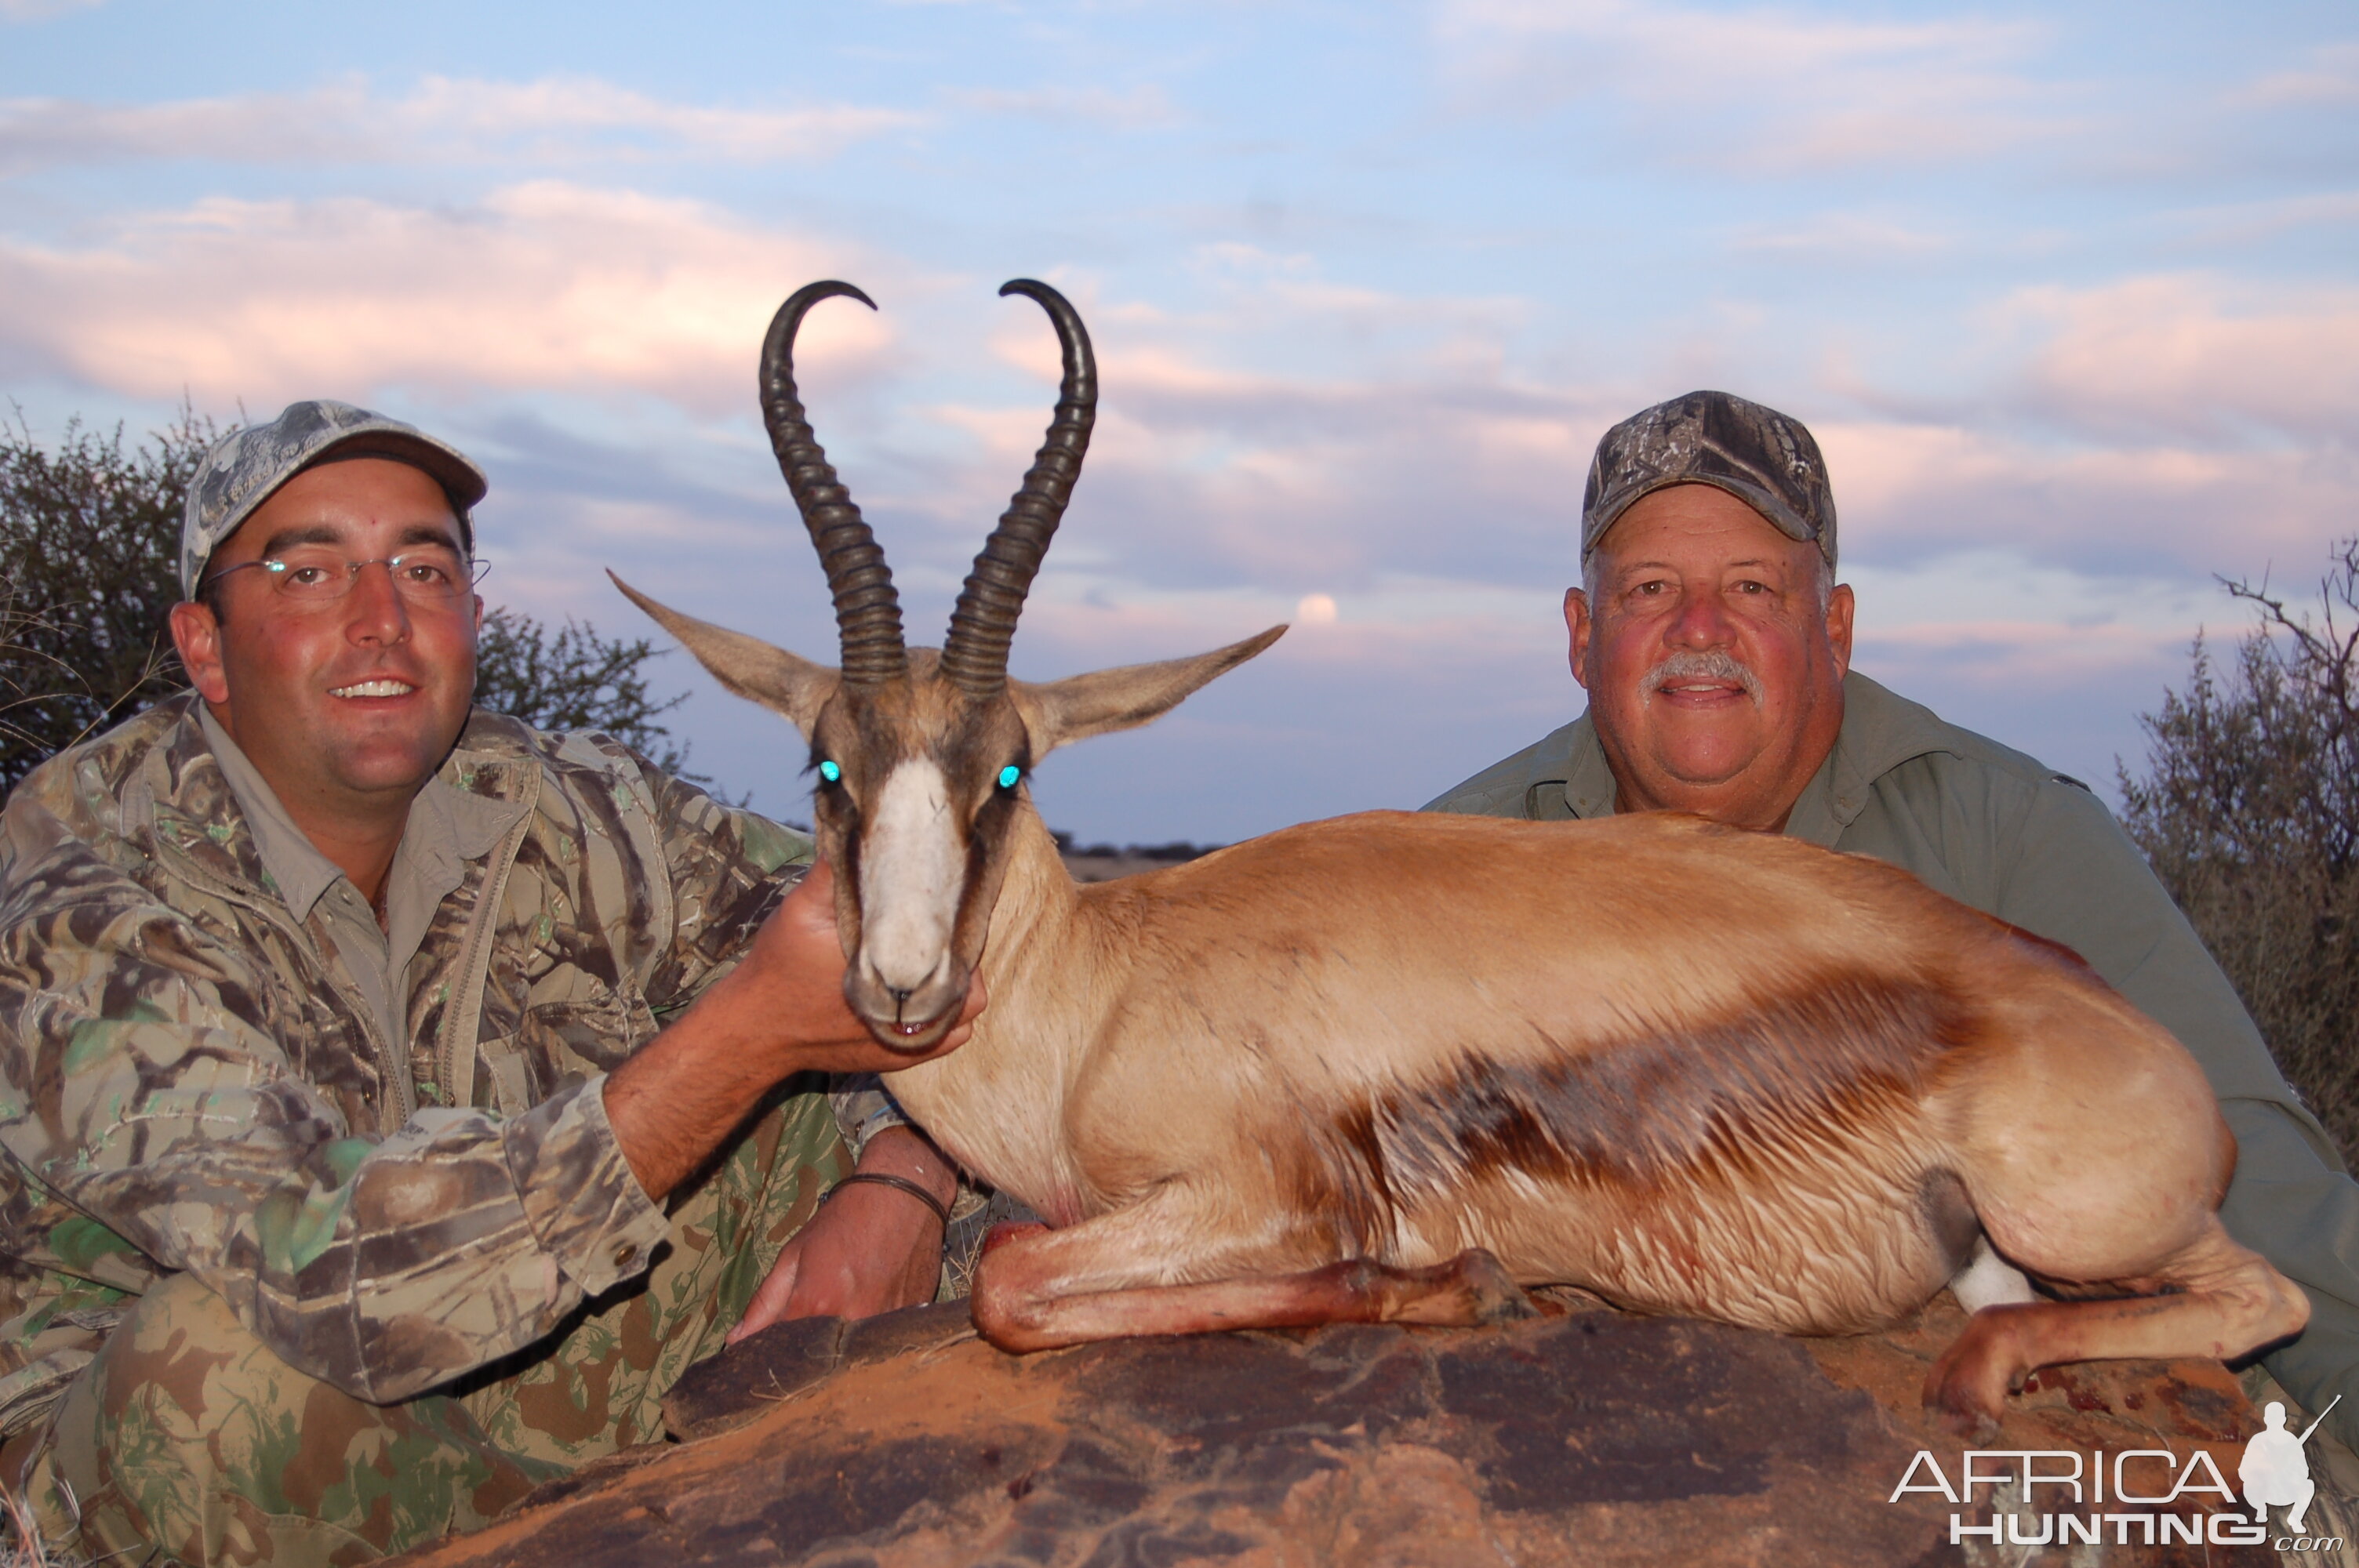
[4,0,2354,841]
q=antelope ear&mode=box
[609,571,838,737]
[1015,626,1285,756]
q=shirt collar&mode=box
[197,705,526,923]
[1558,717,1619,821]
[1796,671,1965,844]
[1557,670,1963,844]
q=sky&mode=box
[2,0,2354,843]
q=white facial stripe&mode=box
[859,757,963,994]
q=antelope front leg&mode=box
[970,1196,1537,1352]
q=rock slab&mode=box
[393,1295,2293,1567]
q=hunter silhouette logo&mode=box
[1890,1396,2347,1552]
[2241,1394,2340,1536]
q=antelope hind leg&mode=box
[1925,1219,2309,1436]
[971,1204,1536,1352]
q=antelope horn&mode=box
[761,280,907,686]
[939,278,1096,699]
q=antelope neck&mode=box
[888,811,1094,1219]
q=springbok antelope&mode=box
[613,278,2308,1431]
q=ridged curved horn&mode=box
[761,281,907,686]
[939,278,1097,699]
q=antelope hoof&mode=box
[1925,1330,2013,1443]
[1456,1248,1540,1326]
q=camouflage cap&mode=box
[180,400,488,598]
[1582,390,1836,566]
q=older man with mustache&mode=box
[1427,390,2359,1462]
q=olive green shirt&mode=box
[1426,670,2359,1450]
[199,707,526,1064]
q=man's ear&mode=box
[1825,582,1856,679]
[1014,626,1285,756]
[169,601,231,707]
[1564,586,1594,691]
[609,572,838,738]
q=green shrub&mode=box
[2121,539,2359,1170]
[0,410,208,795]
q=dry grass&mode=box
[0,1487,72,1567]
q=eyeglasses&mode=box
[202,548,491,606]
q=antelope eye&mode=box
[997,764,1021,789]
[819,760,842,784]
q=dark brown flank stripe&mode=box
[1306,971,1973,1253]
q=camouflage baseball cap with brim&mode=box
[1581,390,1836,567]
[180,399,489,598]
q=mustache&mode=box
[1640,650,1765,709]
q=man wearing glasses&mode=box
[0,401,975,1564]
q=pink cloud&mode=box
[0,76,918,176]
[1817,417,2354,575]
[6,197,2350,639]
[2230,41,2359,107]
[942,85,1180,131]
[1437,0,2074,171]
[0,183,908,412]
[2005,273,2359,441]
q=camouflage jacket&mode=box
[0,693,820,1420]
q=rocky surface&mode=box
[388,1290,2331,1567]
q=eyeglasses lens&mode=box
[262,550,486,603]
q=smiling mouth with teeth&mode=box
[329,679,417,699]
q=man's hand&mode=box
[709,858,975,1076]
[605,859,983,1201]
[728,1127,961,1344]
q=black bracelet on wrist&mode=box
[824,1171,951,1231]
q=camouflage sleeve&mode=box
[630,760,812,1014]
[626,760,910,1152]
[0,819,667,1406]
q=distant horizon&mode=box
[5,0,2351,843]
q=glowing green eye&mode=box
[819,760,841,783]
[998,764,1021,789]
